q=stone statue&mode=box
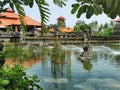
[80,44,92,58]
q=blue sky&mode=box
[23,0,115,27]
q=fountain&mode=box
[26,44,120,90]
[93,46,120,55]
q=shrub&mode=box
[0,64,43,90]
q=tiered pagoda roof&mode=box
[57,16,66,20]
[0,8,41,26]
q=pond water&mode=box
[27,44,120,90]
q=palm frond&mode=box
[15,3,26,36]
[53,0,67,7]
[35,0,50,24]
[35,0,50,35]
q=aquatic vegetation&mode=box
[39,46,50,60]
[49,43,72,79]
[23,45,36,60]
[3,44,41,63]
[3,44,24,60]
[51,43,71,64]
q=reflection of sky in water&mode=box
[27,45,120,90]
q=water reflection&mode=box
[50,44,72,79]
[27,44,120,90]
[80,60,93,71]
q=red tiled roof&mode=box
[49,28,54,32]
[49,27,73,33]
[24,16,41,26]
[59,27,73,32]
[0,18,20,26]
[57,16,66,20]
[2,9,19,19]
[0,8,41,26]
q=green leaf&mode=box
[106,0,113,8]
[53,0,67,7]
[115,0,119,9]
[35,0,50,25]
[109,12,117,19]
[93,4,102,15]
[21,0,29,5]
[71,3,78,7]
[29,0,34,8]
[0,86,5,90]
[105,0,118,14]
[71,3,80,14]
[76,5,88,18]
[0,79,10,86]
[76,7,83,18]
[86,6,93,19]
[117,0,120,16]
[76,0,82,2]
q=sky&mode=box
[23,0,116,28]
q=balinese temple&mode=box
[114,18,120,35]
[57,16,66,28]
[55,16,73,33]
[0,8,41,32]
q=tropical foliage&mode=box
[99,22,115,37]
[74,20,91,35]
[0,64,42,90]
[89,21,99,35]
[57,20,65,27]
[3,44,41,61]
[71,0,120,19]
[51,43,71,64]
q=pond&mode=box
[27,44,120,90]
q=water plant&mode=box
[39,46,50,60]
[51,43,64,64]
[0,64,42,90]
[3,44,42,63]
[3,44,24,60]
[50,43,72,78]
[51,43,72,64]
[23,45,36,60]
